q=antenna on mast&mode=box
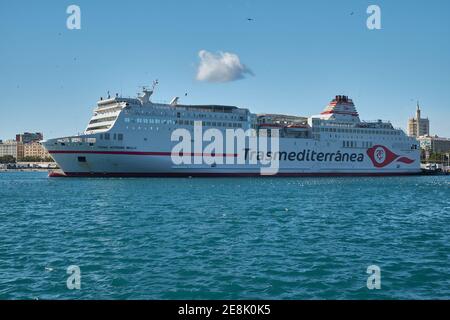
[152,79,159,91]
[138,79,158,94]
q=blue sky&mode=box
[1,0,449,139]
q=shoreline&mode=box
[0,169,51,172]
[1,169,448,176]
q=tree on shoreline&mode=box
[0,155,16,164]
[20,156,54,162]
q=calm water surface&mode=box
[0,172,449,299]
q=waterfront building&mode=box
[408,103,430,137]
[418,135,450,154]
[23,141,50,159]
[0,140,24,160]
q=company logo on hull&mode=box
[367,145,415,168]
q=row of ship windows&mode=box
[89,116,117,124]
[178,112,245,121]
[317,127,400,135]
[87,125,111,131]
[125,110,244,121]
[324,133,406,141]
[95,135,371,147]
[343,141,373,148]
[99,133,123,141]
[342,140,418,149]
[318,123,393,130]
[314,120,393,129]
[127,126,161,131]
[124,118,244,128]
[124,126,239,132]
[94,107,122,116]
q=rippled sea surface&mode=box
[0,172,449,300]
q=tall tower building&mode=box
[408,102,430,137]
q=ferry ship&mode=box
[42,84,421,177]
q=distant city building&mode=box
[408,103,430,137]
[16,132,43,144]
[418,136,450,154]
[0,140,24,160]
[23,141,50,159]
[0,132,51,161]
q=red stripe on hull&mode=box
[49,171,422,178]
[48,150,237,157]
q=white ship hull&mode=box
[44,138,421,177]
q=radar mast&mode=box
[138,79,158,104]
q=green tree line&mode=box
[0,155,16,164]
[0,155,54,163]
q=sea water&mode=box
[0,172,449,299]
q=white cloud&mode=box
[196,50,254,83]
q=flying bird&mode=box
[247,18,254,21]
